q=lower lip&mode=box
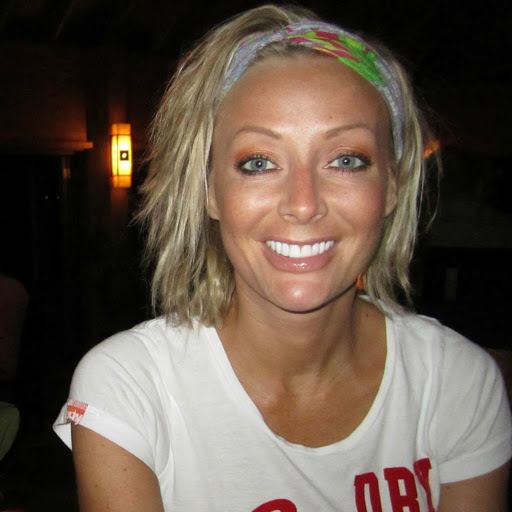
[263,243,335,272]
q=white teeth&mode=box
[266,240,334,258]
[290,244,300,258]
[301,244,312,257]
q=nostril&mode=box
[279,177,327,224]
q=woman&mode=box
[54,5,511,511]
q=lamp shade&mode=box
[110,123,132,188]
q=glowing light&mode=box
[423,139,441,159]
[110,123,132,188]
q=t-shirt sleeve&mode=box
[434,327,512,483]
[53,332,159,471]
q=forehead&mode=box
[215,54,391,139]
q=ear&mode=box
[206,170,220,220]
[384,168,398,217]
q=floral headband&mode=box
[222,21,405,160]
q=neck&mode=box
[217,286,367,383]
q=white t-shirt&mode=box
[54,311,512,512]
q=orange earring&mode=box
[356,273,365,290]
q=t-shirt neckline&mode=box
[204,313,396,455]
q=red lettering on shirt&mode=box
[354,472,383,512]
[253,458,435,512]
[413,458,435,512]
[354,458,435,512]
[384,467,420,512]
[252,498,297,512]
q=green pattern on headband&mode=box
[338,35,385,86]
[286,31,385,86]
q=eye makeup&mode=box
[326,152,372,172]
[236,153,279,175]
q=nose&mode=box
[278,165,327,224]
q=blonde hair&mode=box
[138,4,434,326]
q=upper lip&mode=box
[264,237,335,245]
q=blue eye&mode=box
[238,156,278,174]
[327,154,370,170]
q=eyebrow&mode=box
[233,125,282,139]
[324,123,375,138]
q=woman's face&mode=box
[208,54,397,314]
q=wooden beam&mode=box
[0,138,93,155]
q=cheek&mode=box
[338,182,389,229]
[211,180,274,231]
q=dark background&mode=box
[0,0,511,510]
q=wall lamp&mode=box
[110,123,132,188]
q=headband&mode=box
[222,21,404,160]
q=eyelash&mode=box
[326,152,371,172]
[236,154,278,175]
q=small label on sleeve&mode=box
[66,400,88,424]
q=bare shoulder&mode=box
[71,424,164,512]
[438,462,510,512]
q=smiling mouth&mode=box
[265,240,335,258]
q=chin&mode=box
[270,284,352,315]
